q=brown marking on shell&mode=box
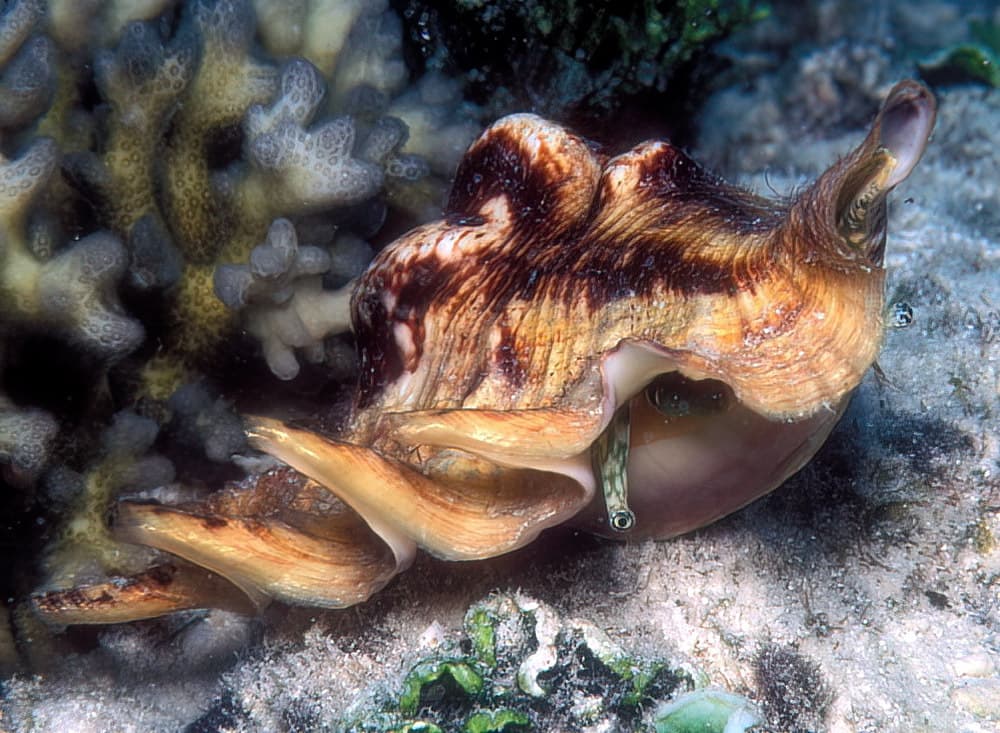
[447,114,605,230]
[353,81,935,420]
[353,116,604,408]
[354,137,776,411]
[32,563,255,625]
[568,141,783,305]
[493,321,527,389]
[201,515,228,529]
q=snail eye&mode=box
[834,152,891,252]
[645,373,732,419]
[840,179,879,245]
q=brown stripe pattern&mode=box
[352,82,934,421]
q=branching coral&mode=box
[0,0,145,502]
[0,0,45,65]
[251,0,406,103]
[46,0,178,50]
[53,0,459,385]
[0,138,144,361]
[0,0,477,679]
[40,410,175,589]
[238,59,387,224]
[166,382,246,463]
[0,395,58,488]
[162,46,401,369]
[160,0,279,263]
[0,2,143,365]
[214,218,351,380]
[62,19,192,289]
[0,0,477,657]
[0,28,54,129]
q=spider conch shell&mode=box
[33,81,936,623]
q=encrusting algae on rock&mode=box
[33,79,937,624]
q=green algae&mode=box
[920,18,1000,88]
[464,606,498,669]
[463,709,530,733]
[653,689,760,733]
[344,593,694,730]
[399,659,486,716]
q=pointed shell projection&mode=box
[33,81,936,623]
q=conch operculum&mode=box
[33,82,936,624]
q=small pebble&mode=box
[952,679,1000,719]
[952,653,997,679]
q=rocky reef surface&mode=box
[1,1,998,732]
